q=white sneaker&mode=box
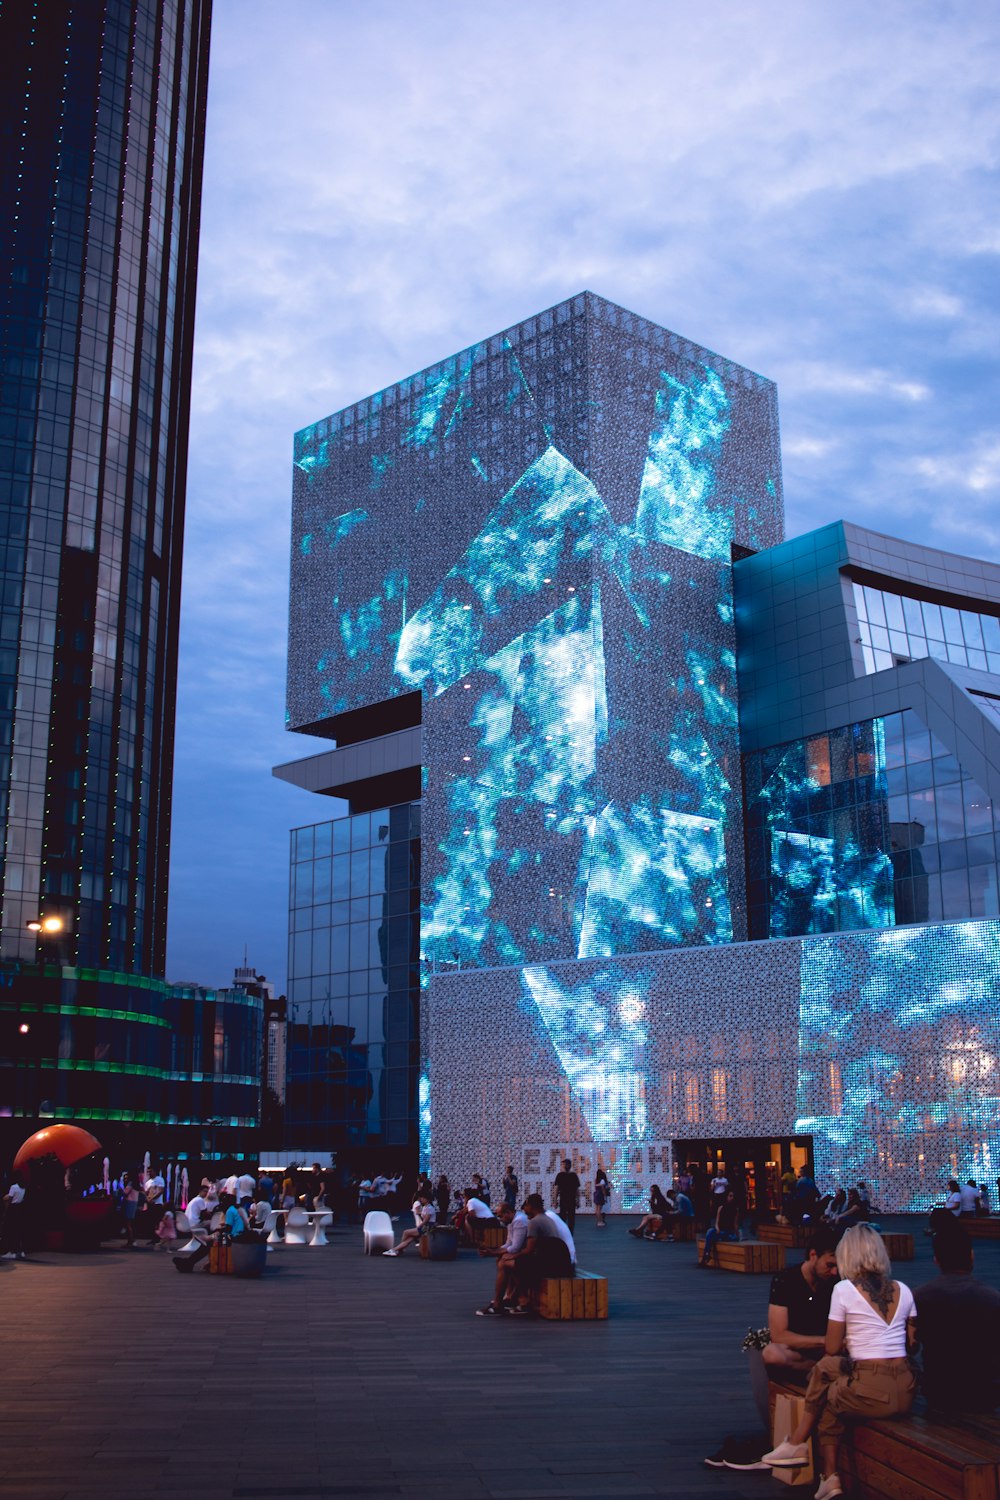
[0,1252,15,1260]
[815,1476,842,1500]
[762,1439,810,1467]
[382,1248,398,1256]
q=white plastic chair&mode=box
[264,1209,284,1246]
[284,1206,311,1246]
[310,1210,334,1247]
[363,1209,394,1255]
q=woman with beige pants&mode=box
[762,1223,917,1500]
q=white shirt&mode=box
[223,1175,239,1197]
[465,1196,493,1219]
[6,1183,24,1205]
[958,1184,979,1213]
[711,1176,728,1195]
[237,1174,256,1199]
[144,1174,165,1201]
[830,1278,915,1360]
[944,1190,962,1216]
[544,1208,577,1264]
[418,1202,437,1228]
[411,1198,423,1228]
[185,1194,210,1227]
[502,1210,529,1255]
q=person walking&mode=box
[120,1170,141,1249]
[554,1158,580,1234]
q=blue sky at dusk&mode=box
[165,0,1000,990]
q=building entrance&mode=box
[672,1134,814,1224]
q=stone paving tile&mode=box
[3,1216,997,1500]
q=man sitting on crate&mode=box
[462,1189,500,1246]
[703,1227,839,1473]
[500,1194,574,1317]
[762,1226,841,1375]
[475,1202,529,1316]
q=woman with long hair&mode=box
[698,1188,740,1266]
[763,1223,917,1500]
[593,1168,610,1228]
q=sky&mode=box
[165,0,1000,991]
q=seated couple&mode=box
[707,1221,1000,1498]
[628,1184,693,1240]
[475,1195,576,1316]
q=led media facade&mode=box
[430,921,1000,1212]
[286,294,1000,1200]
[290,293,783,982]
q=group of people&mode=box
[705,1214,1000,1498]
[376,1165,581,1317]
[116,1161,332,1249]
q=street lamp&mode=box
[26,916,65,934]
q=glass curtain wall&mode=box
[853,583,1000,677]
[286,803,420,1153]
[745,710,1000,939]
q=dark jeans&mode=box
[557,1202,576,1233]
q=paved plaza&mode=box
[2,1216,998,1500]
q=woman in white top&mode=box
[763,1223,917,1500]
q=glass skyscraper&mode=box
[0,1,220,1153]
[0,0,210,973]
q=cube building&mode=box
[276,292,1000,1209]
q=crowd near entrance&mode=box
[672,1135,814,1222]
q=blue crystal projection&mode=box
[522,963,651,1144]
[796,922,1000,1208]
[289,296,782,974]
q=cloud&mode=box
[783,437,839,460]
[909,439,1000,496]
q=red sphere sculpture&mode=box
[13,1124,101,1170]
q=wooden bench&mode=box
[879,1231,914,1261]
[759,1222,814,1249]
[696,1236,785,1273]
[966,1218,1000,1239]
[470,1219,505,1250]
[769,1375,1000,1500]
[535,1269,608,1320]
[670,1216,695,1242]
[843,1410,1000,1500]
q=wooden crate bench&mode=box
[670,1216,695,1242]
[535,1269,608,1320]
[879,1231,915,1261]
[769,1375,1000,1500]
[696,1236,785,1273]
[966,1218,1000,1239]
[759,1222,814,1249]
[471,1219,505,1250]
[844,1411,1000,1500]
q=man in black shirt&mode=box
[762,1227,840,1375]
[704,1227,839,1472]
[553,1159,580,1233]
[915,1221,1000,1414]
